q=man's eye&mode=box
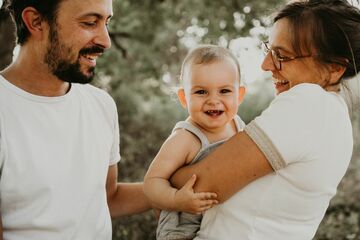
[220,89,231,94]
[83,22,96,27]
[194,90,206,95]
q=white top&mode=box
[0,75,120,240]
[195,83,353,240]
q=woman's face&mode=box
[261,18,328,95]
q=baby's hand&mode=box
[174,174,218,214]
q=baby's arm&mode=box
[143,129,218,214]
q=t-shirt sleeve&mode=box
[109,101,121,166]
[244,84,324,171]
[0,119,4,174]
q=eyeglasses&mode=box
[262,41,313,70]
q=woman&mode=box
[171,0,360,239]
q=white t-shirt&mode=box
[196,83,353,240]
[0,75,120,240]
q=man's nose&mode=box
[94,24,112,50]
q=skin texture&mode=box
[0,0,151,236]
[170,18,346,204]
[144,59,245,214]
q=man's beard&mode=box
[44,24,104,84]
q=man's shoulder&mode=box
[75,83,114,102]
[74,84,117,112]
[75,83,110,96]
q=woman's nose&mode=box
[261,52,275,71]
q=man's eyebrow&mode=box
[77,13,113,20]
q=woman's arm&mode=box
[170,131,273,203]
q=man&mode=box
[0,0,150,239]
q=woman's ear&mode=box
[21,7,46,40]
[177,88,187,109]
[328,63,347,85]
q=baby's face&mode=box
[179,59,244,132]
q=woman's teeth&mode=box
[274,80,289,84]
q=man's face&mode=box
[44,0,113,84]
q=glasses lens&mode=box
[263,42,281,70]
[270,49,281,70]
[262,42,270,55]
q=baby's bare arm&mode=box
[143,129,217,212]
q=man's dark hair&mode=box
[5,0,62,45]
[274,0,360,82]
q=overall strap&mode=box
[234,115,246,132]
[172,121,210,148]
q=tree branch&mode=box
[231,0,241,12]
[108,32,132,58]
[109,32,132,39]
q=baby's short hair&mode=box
[180,44,241,85]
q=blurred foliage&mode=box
[0,0,16,70]
[1,0,360,239]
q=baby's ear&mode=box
[177,88,187,108]
[237,86,246,104]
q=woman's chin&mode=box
[275,83,290,95]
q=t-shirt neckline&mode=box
[0,74,75,103]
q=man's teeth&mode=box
[83,54,98,60]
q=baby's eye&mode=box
[194,90,207,95]
[220,89,232,94]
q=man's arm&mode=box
[170,131,273,203]
[0,212,3,240]
[106,164,151,218]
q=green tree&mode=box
[0,1,16,70]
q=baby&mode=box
[144,44,246,240]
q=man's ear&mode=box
[237,86,246,104]
[177,88,187,109]
[21,7,46,40]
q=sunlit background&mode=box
[0,1,360,239]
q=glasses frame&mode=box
[262,41,313,70]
